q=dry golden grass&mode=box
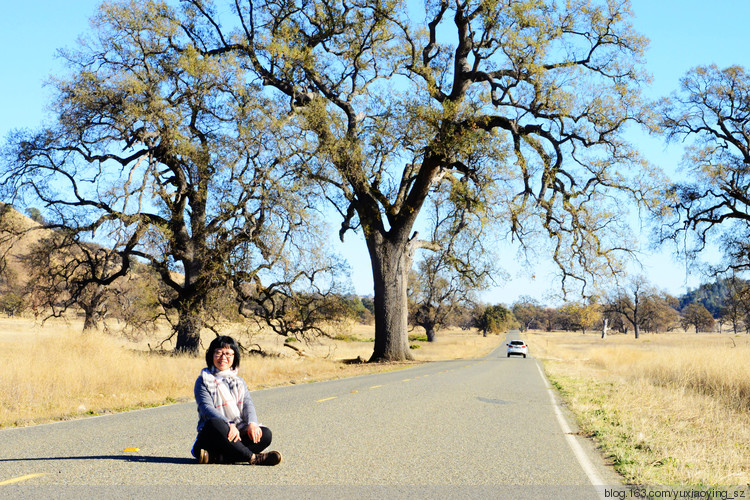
[1,324,199,427]
[529,330,750,485]
[0,317,502,428]
[408,330,503,361]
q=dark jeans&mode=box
[192,418,273,463]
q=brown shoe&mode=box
[249,451,282,466]
[197,449,210,464]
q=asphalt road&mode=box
[0,332,621,499]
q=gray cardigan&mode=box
[194,374,258,433]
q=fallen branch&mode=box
[284,342,310,357]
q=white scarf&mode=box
[201,367,245,422]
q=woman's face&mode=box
[212,346,235,371]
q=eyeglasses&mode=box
[213,350,235,359]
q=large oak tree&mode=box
[0,1,336,353]
[185,0,660,361]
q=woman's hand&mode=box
[227,422,241,442]
[247,422,262,443]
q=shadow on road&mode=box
[0,455,195,465]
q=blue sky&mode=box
[1,1,747,305]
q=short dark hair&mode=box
[205,335,241,370]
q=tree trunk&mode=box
[82,309,98,332]
[81,285,107,333]
[175,309,203,354]
[367,233,414,362]
[601,318,609,339]
[424,323,436,342]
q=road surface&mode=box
[0,332,621,498]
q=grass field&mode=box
[0,317,502,428]
[529,330,750,486]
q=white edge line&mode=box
[535,361,606,495]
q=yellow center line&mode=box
[315,396,337,403]
[0,473,48,486]
[370,385,383,389]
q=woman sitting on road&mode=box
[192,335,282,466]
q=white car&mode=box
[506,340,528,358]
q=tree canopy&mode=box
[0,0,339,353]
[1,0,664,360]
[660,65,750,277]
[182,0,660,360]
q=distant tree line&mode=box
[509,277,750,336]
